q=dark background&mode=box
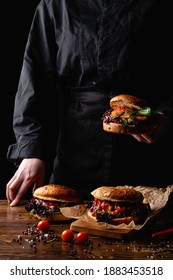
[1,1,173,200]
[1,1,41,198]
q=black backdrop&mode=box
[1,1,41,198]
[1,1,173,200]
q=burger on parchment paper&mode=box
[87,186,150,225]
[102,94,156,134]
[25,184,81,221]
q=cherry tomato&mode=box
[61,229,74,242]
[75,231,88,244]
[37,220,50,232]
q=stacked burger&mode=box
[25,184,81,221]
[88,186,150,225]
[102,94,156,134]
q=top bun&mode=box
[91,186,144,203]
[33,184,80,203]
[110,94,148,110]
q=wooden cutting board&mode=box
[70,219,136,240]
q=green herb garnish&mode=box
[138,107,152,116]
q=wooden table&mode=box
[0,199,173,260]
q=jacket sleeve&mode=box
[7,0,60,165]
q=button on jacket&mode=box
[7,0,173,198]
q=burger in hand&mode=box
[25,184,81,221]
[88,186,150,225]
[102,94,156,134]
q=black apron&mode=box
[49,87,113,198]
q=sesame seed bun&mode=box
[110,94,148,110]
[103,121,153,134]
[87,209,141,225]
[33,184,80,203]
[33,212,71,222]
[91,186,144,203]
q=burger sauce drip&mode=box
[90,199,126,216]
[90,199,148,220]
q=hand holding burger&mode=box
[102,94,156,134]
[131,112,171,144]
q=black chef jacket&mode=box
[7,0,173,199]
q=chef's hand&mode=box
[131,112,171,144]
[6,158,45,206]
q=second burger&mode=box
[88,186,150,225]
[25,184,81,221]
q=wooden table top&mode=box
[0,199,173,260]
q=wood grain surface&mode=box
[70,219,136,239]
[0,199,173,260]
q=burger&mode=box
[25,184,81,221]
[88,186,150,225]
[102,94,156,134]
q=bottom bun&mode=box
[87,210,143,225]
[32,212,71,222]
[103,121,153,134]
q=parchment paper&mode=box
[60,185,173,231]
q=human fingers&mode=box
[131,133,154,144]
[6,174,22,203]
[6,177,15,203]
[9,181,32,207]
[32,176,45,194]
[140,134,156,144]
